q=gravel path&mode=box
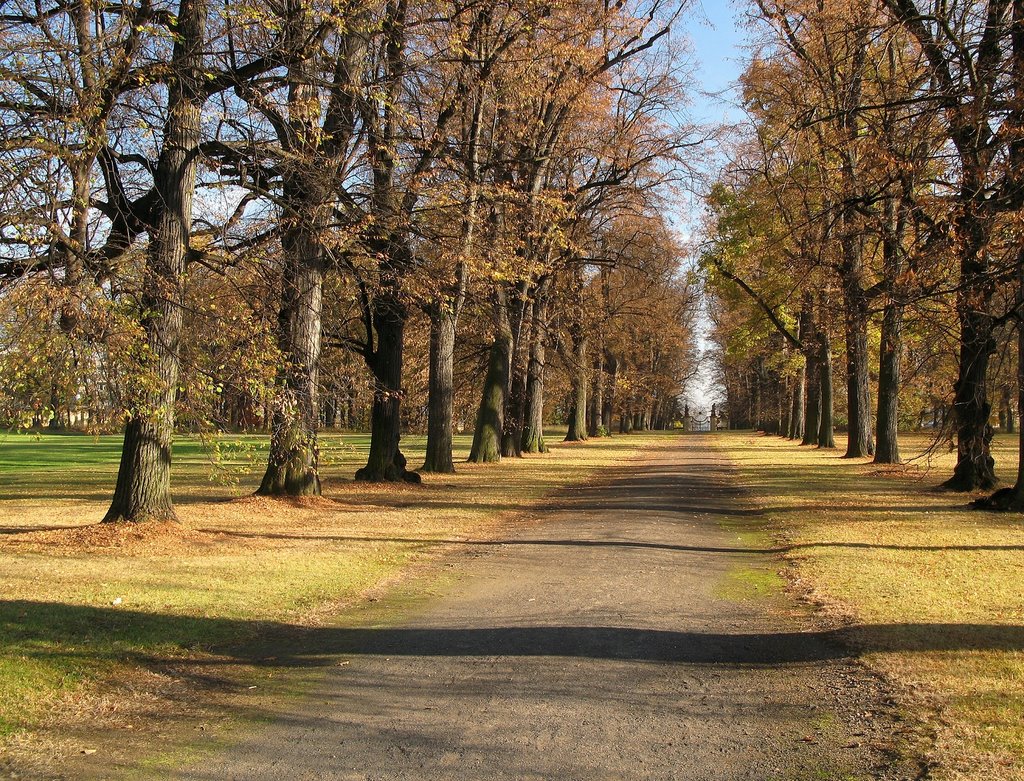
[176,435,912,781]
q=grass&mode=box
[713,430,1024,780]
[0,427,664,773]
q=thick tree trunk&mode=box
[105,0,206,522]
[356,292,418,483]
[469,289,512,463]
[422,307,457,473]
[258,233,324,496]
[942,207,998,490]
[818,337,836,449]
[521,280,550,454]
[565,330,588,442]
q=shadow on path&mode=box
[5,600,1023,670]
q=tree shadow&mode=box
[5,600,1023,671]
[192,530,1024,555]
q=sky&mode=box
[675,2,750,415]
[681,0,747,126]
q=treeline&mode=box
[0,0,699,521]
[702,0,1024,508]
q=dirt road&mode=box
[175,435,911,781]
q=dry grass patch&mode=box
[714,431,1024,780]
[0,430,659,772]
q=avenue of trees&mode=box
[0,0,700,521]
[703,0,1024,508]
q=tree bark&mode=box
[588,348,603,437]
[842,278,874,457]
[522,279,550,453]
[356,289,418,483]
[818,336,836,449]
[105,0,207,522]
[790,366,805,440]
[422,306,457,473]
[501,282,530,458]
[469,288,512,463]
[942,211,997,491]
[565,325,588,442]
[258,224,325,496]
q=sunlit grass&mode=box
[0,428,663,749]
[714,430,1024,780]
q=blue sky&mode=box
[681,0,747,125]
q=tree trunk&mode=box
[874,300,903,464]
[818,336,836,449]
[588,347,603,437]
[422,306,457,473]
[843,279,874,457]
[258,232,324,496]
[602,353,618,433]
[105,0,206,522]
[356,291,418,483]
[469,288,511,463]
[942,205,998,489]
[565,329,588,442]
[790,366,805,440]
[501,283,529,458]
[521,279,550,454]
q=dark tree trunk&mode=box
[801,308,820,446]
[422,307,457,473]
[356,290,418,483]
[790,366,805,440]
[602,353,618,433]
[942,205,998,490]
[469,289,512,463]
[105,0,206,522]
[843,280,874,457]
[874,199,904,465]
[501,283,530,458]
[874,304,902,464]
[588,348,603,437]
[818,336,836,449]
[48,386,64,430]
[565,328,588,442]
[522,279,550,454]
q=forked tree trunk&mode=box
[105,0,206,522]
[257,2,337,497]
